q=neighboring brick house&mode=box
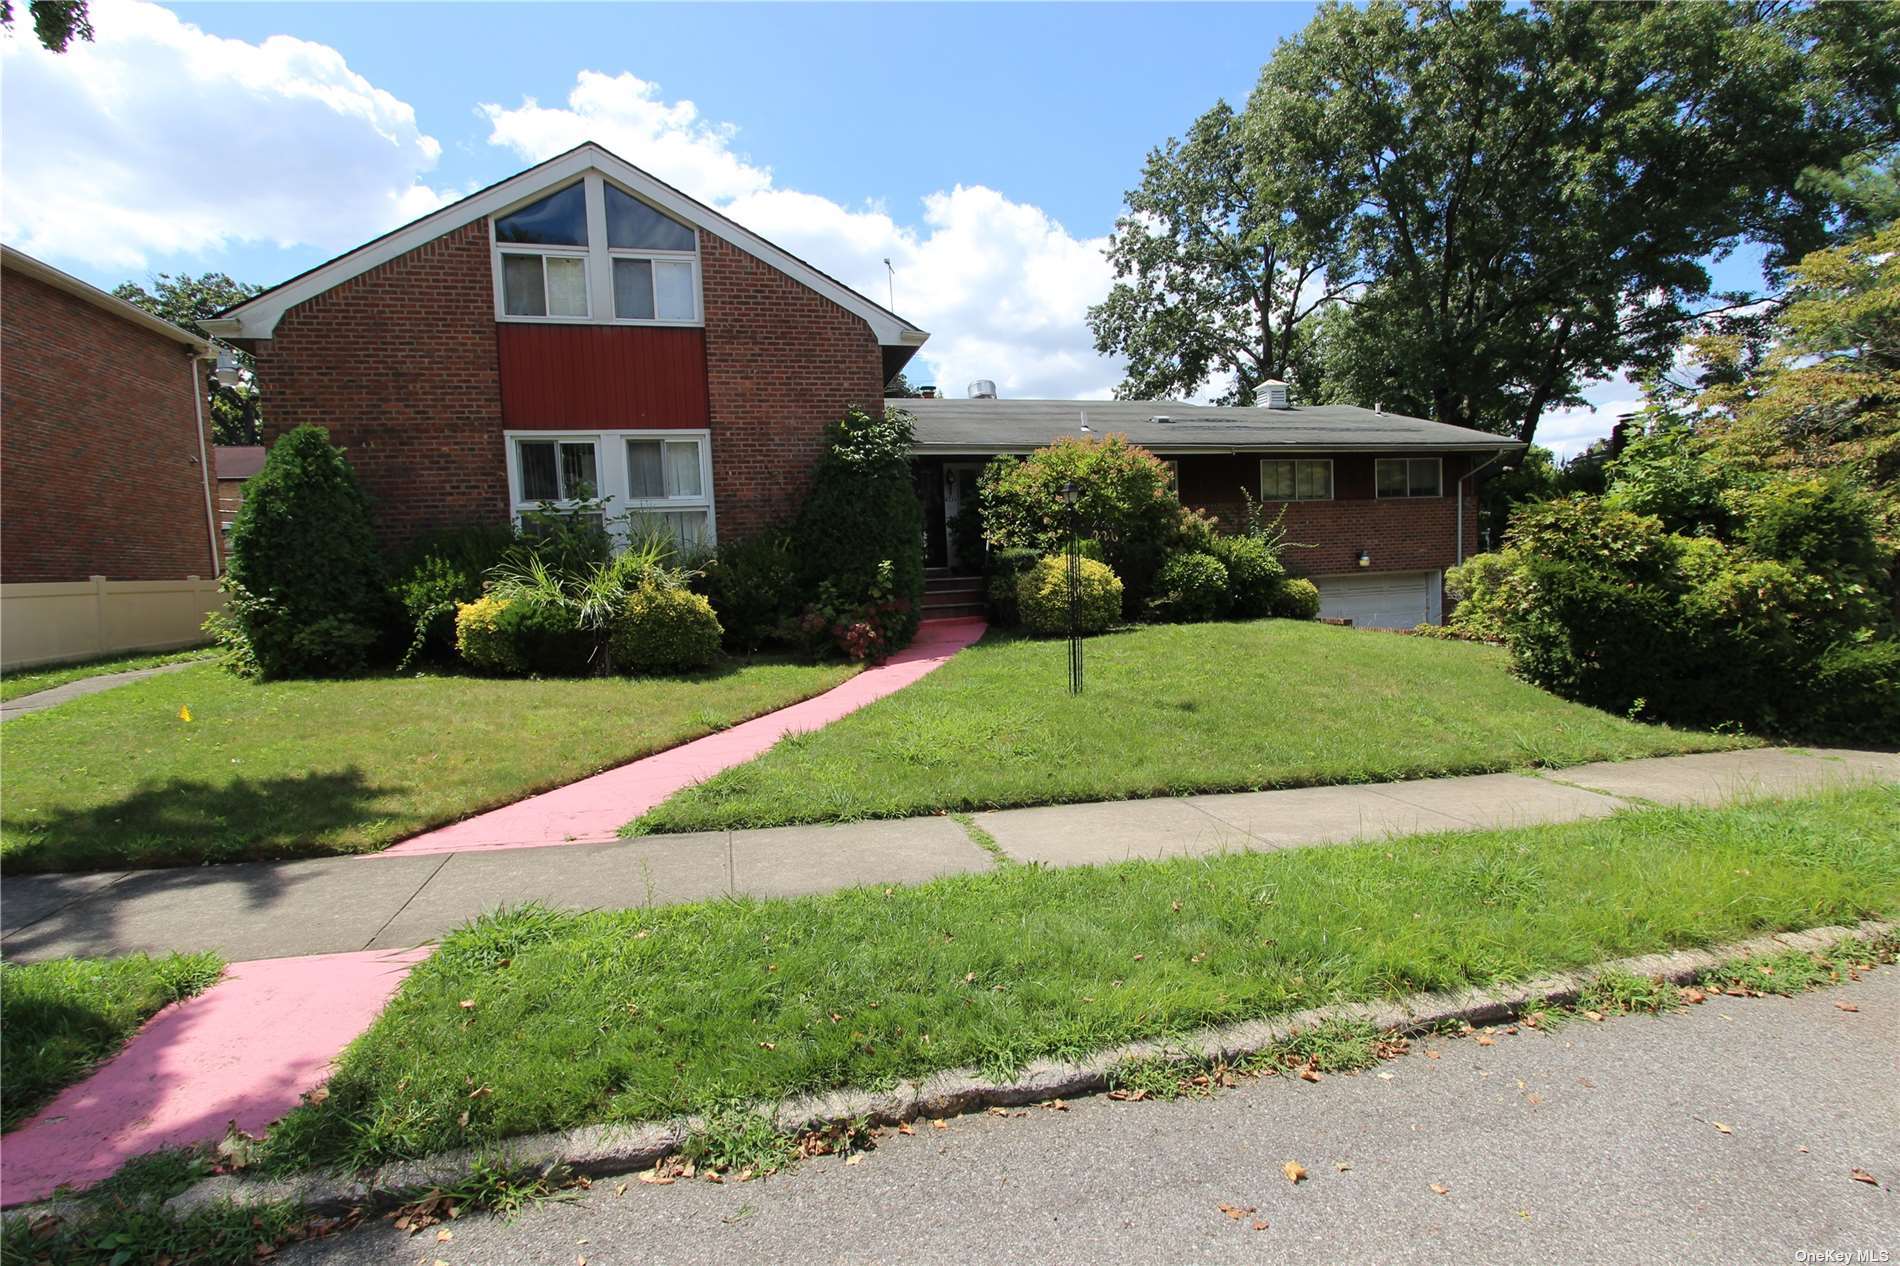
[207,142,925,553]
[1,246,223,668]
[909,395,1522,629]
[208,141,1519,631]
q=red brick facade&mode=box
[248,222,508,543]
[700,234,885,539]
[1,268,219,582]
[244,216,885,549]
[1176,451,1480,578]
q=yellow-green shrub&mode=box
[1017,555,1123,635]
[609,585,724,674]
[455,595,521,674]
[1269,577,1321,620]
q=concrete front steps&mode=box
[924,568,987,620]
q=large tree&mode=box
[0,0,90,51]
[1101,1,1899,442]
[1089,102,1356,405]
[114,273,267,446]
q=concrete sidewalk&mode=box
[0,659,204,721]
[3,746,1893,964]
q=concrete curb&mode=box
[161,917,1896,1219]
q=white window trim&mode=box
[490,172,704,328]
[1259,457,1334,503]
[494,245,592,322]
[1374,456,1445,499]
[504,428,716,546]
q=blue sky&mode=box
[3,1,1770,456]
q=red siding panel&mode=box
[498,325,709,428]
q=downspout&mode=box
[1455,450,1505,567]
[189,354,222,577]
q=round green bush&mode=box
[1017,555,1123,635]
[610,585,724,674]
[1150,551,1231,622]
[495,594,596,676]
[455,596,521,674]
[1210,535,1285,617]
[1269,577,1321,619]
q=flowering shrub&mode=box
[799,562,912,662]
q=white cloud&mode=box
[0,0,451,269]
[1538,373,1642,463]
[481,73,1119,399]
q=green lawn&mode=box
[0,647,213,703]
[1,952,224,1130]
[0,660,855,873]
[261,786,1900,1173]
[633,620,1752,834]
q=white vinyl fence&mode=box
[0,576,221,670]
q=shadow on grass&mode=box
[1,767,404,877]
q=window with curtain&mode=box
[626,436,710,547]
[1260,458,1332,501]
[492,176,700,325]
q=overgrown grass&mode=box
[631,621,1751,834]
[0,659,855,873]
[261,786,1898,1173]
[1,952,224,1130]
[0,648,212,703]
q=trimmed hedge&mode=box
[1017,555,1123,635]
[610,586,724,674]
[1211,533,1286,617]
[455,596,520,675]
[1151,552,1231,622]
[1269,577,1321,620]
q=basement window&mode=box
[1376,457,1443,498]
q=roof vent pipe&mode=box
[968,379,997,399]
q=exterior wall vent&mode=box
[967,379,998,399]
[1262,380,1290,409]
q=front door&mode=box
[942,462,985,573]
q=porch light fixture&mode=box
[1357,550,1371,568]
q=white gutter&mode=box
[189,354,223,577]
[1456,450,1508,566]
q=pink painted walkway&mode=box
[0,947,427,1207]
[378,616,987,857]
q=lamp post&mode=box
[1057,480,1083,695]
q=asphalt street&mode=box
[284,963,1900,1265]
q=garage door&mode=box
[1313,571,1441,630]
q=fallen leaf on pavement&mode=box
[1283,1161,1307,1183]
[638,1168,674,1185]
[845,1154,863,1166]
[897,1122,915,1135]
[1335,1162,1352,1173]
[931,1119,947,1130]
[1682,987,1706,1004]
[1377,1072,1395,1080]
[1475,1035,1496,1047]
[1253,1221,1270,1231]
[1218,1203,1256,1220]
[436,1229,453,1243]
[1582,1010,1604,1022]
[1835,1002,1859,1012]
[1430,1184,1451,1197]
[1851,1169,1879,1186]
[1425,1049,1441,1060]
[1713,1122,1733,1135]
[615,1183,628,1196]
[1298,1068,1321,1083]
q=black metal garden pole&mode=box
[1064,483,1083,695]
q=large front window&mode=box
[492,176,700,326]
[1376,457,1443,498]
[1261,458,1333,502]
[507,430,713,549]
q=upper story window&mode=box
[1261,458,1333,502]
[491,175,700,326]
[1376,457,1443,498]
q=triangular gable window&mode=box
[606,185,696,252]
[494,183,589,247]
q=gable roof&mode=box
[899,397,1526,455]
[2,245,210,352]
[203,142,930,355]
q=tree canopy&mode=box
[1092,0,1900,445]
[114,272,267,446]
[0,0,90,51]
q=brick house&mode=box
[207,142,927,554]
[909,394,1522,629]
[0,246,223,668]
[208,142,1519,631]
